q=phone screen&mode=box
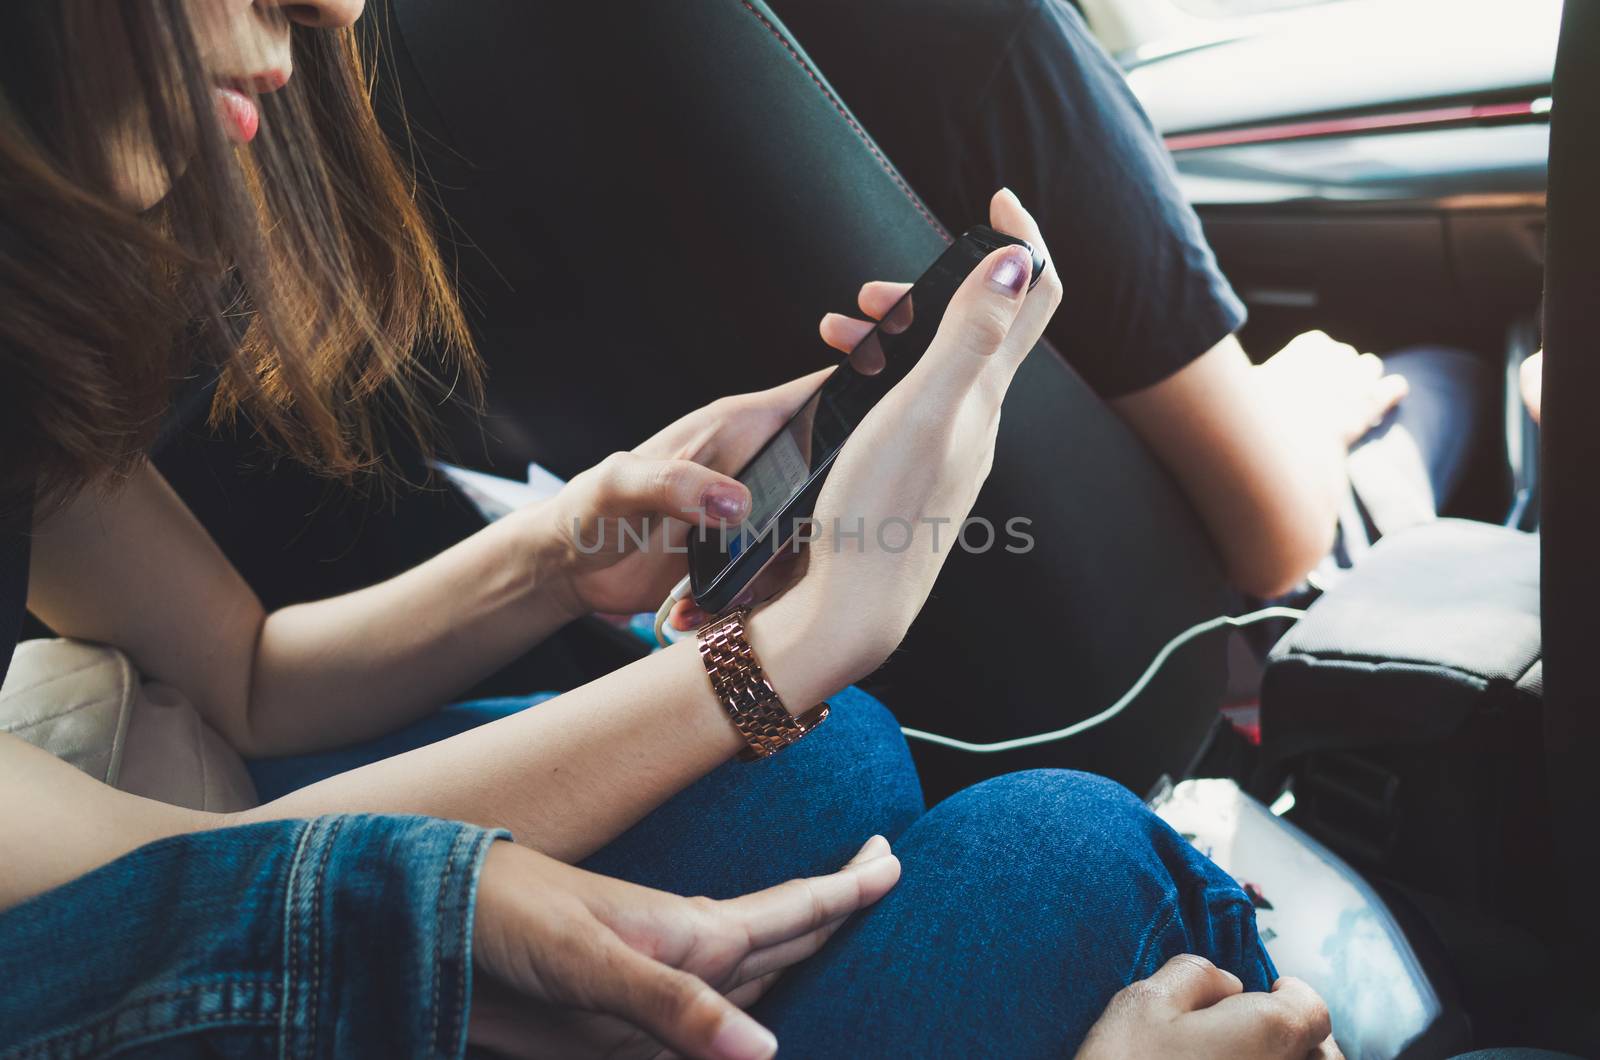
[688,229,1036,608]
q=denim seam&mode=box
[430,826,469,1057]
[449,833,470,1055]
[448,829,505,1059]
[278,818,315,1060]
[0,978,280,1060]
[452,829,496,1056]
[1128,897,1181,983]
[1205,894,1264,968]
[1129,885,1264,986]
[307,814,346,1057]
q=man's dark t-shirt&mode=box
[767,0,1245,397]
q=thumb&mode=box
[588,452,751,527]
[1140,954,1245,1013]
[916,242,1033,388]
[1188,976,1333,1057]
[596,942,778,1060]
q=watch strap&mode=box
[696,609,829,761]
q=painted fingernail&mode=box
[711,1014,778,1060]
[703,486,749,522]
[986,248,1029,297]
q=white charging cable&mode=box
[654,575,694,647]
[655,584,1302,754]
[898,606,1306,753]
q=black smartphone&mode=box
[687,225,1046,614]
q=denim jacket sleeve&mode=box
[0,814,508,1060]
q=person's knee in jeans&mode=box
[582,686,925,896]
[756,768,1273,1055]
[916,769,1274,989]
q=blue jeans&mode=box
[1,689,1274,1057]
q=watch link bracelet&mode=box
[696,608,829,761]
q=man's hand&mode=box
[1255,331,1410,448]
[1076,954,1342,1060]
[1521,349,1543,425]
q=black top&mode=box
[0,508,29,691]
[768,0,1246,396]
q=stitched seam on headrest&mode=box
[4,694,124,732]
[0,657,106,701]
[735,0,952,246]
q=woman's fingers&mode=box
[820,312,875,354]
[824,190,1056,382]
[695,367,836,476]
[665,551,801,631]
[636,368,833,465]
[670,596,708,632]
[985,188,1061,366]
[584,452,751,528]
[859,280,912,319]
[672,547,806,631]
[589,942,778,1060]
[744,368,836,428]
[820,282,917,353]
[907,240,1036,402]
[720,845,900,950]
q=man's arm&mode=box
[1111,333,1397,599]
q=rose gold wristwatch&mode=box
[696,608,829,761]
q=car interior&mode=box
[115,1,1596,1056]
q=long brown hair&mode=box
[0,1,478,520]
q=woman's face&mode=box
[109,0,366,209]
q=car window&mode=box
[1172,0,1333,15]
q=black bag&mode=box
[1260,520,1548,925]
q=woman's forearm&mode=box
[0,594,832,905]
[29,465,585,758]
[239,600,835,862]
[244,510,580,755]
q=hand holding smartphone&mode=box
[688,225,1047,614]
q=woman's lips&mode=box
[213,86,259,144]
